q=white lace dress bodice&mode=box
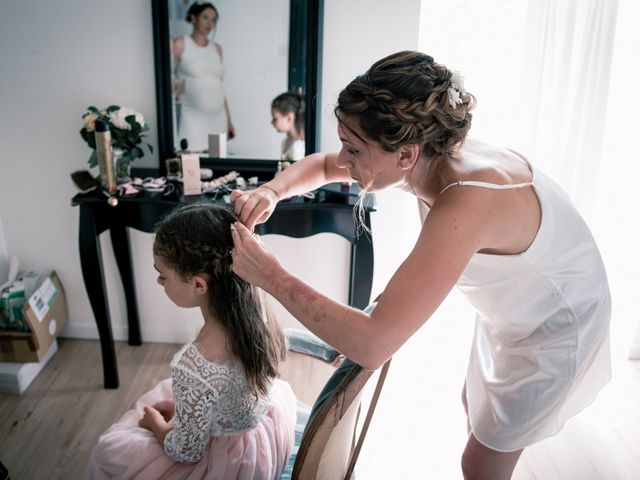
[165,343,271,463]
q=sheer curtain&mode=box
[359,1,630,478]
[416,0,628,351]
[516,0,618,221]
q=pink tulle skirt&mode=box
[88,378,297,480]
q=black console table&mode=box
[72,163,375,389]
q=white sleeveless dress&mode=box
[449,168,611,452]
[177,36,227,151]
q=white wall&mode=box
[0,0,157,341]
[0,217,8,284]
[320,0,424,299]
[0,0,351,344]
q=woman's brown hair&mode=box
[335,50,476,164]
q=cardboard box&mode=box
[0,271,67,363]
[0,340,58,394]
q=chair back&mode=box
[292,357,391,479]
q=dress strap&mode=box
[439,180,533,195]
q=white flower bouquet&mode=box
[80,105,153,168]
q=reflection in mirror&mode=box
[153,0,322,169]
[167,0,289,159]
[270,89,306,161]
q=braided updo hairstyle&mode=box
[335,50,476,163]
[153,203,286,397]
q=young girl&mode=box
[271,91,305,161]
[88,204,297,479]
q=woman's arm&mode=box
[231,186,498,370]
[231,152,352,230]
[171,37,185,100]
[214,43,235,139]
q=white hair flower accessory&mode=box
[109,107,146,130]
[447,70,466,109]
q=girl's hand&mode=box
[230,186,279,231]
[230,221,283,289]
[152,400,175,422]
[138,405,167,431]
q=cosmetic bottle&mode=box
[165,147,181,180]
[94,119,117,193]
[179,138,190,155]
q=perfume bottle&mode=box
[165,147,181,180]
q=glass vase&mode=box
[113,148,132,184]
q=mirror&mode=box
[152,0,322,170]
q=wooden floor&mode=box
[0,339,175,480]
[1,338,639,479]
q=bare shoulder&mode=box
[421,186,498,259]
[433,172,540,255]
[367,190,489,347]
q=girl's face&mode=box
[191,7,218,36]
[154,254,203,308]
[335,116,407,192]
[271,109,294,134]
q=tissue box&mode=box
[0,271,67,363]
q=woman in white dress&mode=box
[172,2,235,152]
[228,51,611,479]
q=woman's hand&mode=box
[230,221,283,289]
[230,186,280,231]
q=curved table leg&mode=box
[110,225,142,345]
[349,211,374,309]
[78,204,119,388]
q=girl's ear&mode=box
[192,275,209,296]
[398,144,420,170]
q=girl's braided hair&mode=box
[153,203,286,397]
[335,50,476,163]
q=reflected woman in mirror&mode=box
[271,91,305,161]
[172,2,235,153]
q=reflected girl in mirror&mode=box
[172,2,235,153]
[271,91,305,161]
